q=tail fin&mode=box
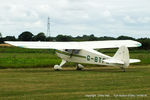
[103,46,141,68]
[113,46,129,67]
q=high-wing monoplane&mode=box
[6,40,141,72]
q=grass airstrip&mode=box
[0,45,150,99]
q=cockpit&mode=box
[65,49,80,54]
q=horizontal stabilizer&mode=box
[129,59,141,63]
[104,58,141,64]
[103,59,124,64]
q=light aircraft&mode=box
[6,40,141,72]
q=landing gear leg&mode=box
[121,67,126,72]
[76,64,84,70]
[54,59,66,71]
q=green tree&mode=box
[82,35,90,40]
[137,38,150,50]
[46,37,55,41]
[4,36,16,41]
[33,32,46,41]
[117,35,135,40]
[0,33,3,43]
[18,31,33,41]
[56,35,73,41]
[76,34,98,41]
[98,36,115,40]
[0,33,2,38]
[88,34,97,41]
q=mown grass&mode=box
[0,47,150,99]
[0,66,149,100]
[0,47,150,68]
[0,53,61,68]
[0,47,59,68]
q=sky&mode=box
[0,0,150,38]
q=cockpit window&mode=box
[65,49,80,54]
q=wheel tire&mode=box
[76,67,82,70]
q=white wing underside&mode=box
[5,40,141,49]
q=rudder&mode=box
[113,46,130,68]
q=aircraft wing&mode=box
[5,40,141,49]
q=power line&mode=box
[47,17,50,37]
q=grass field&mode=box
[0,66,150,100]
[0,47,150,68]
[0,46,150,99]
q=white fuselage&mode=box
[56,49,120,67]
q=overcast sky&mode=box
[0,0,150,38]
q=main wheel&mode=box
[76,64,84,70]
[54,65,62,71]
[76,67,82,70]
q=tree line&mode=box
[0,31,150,50]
